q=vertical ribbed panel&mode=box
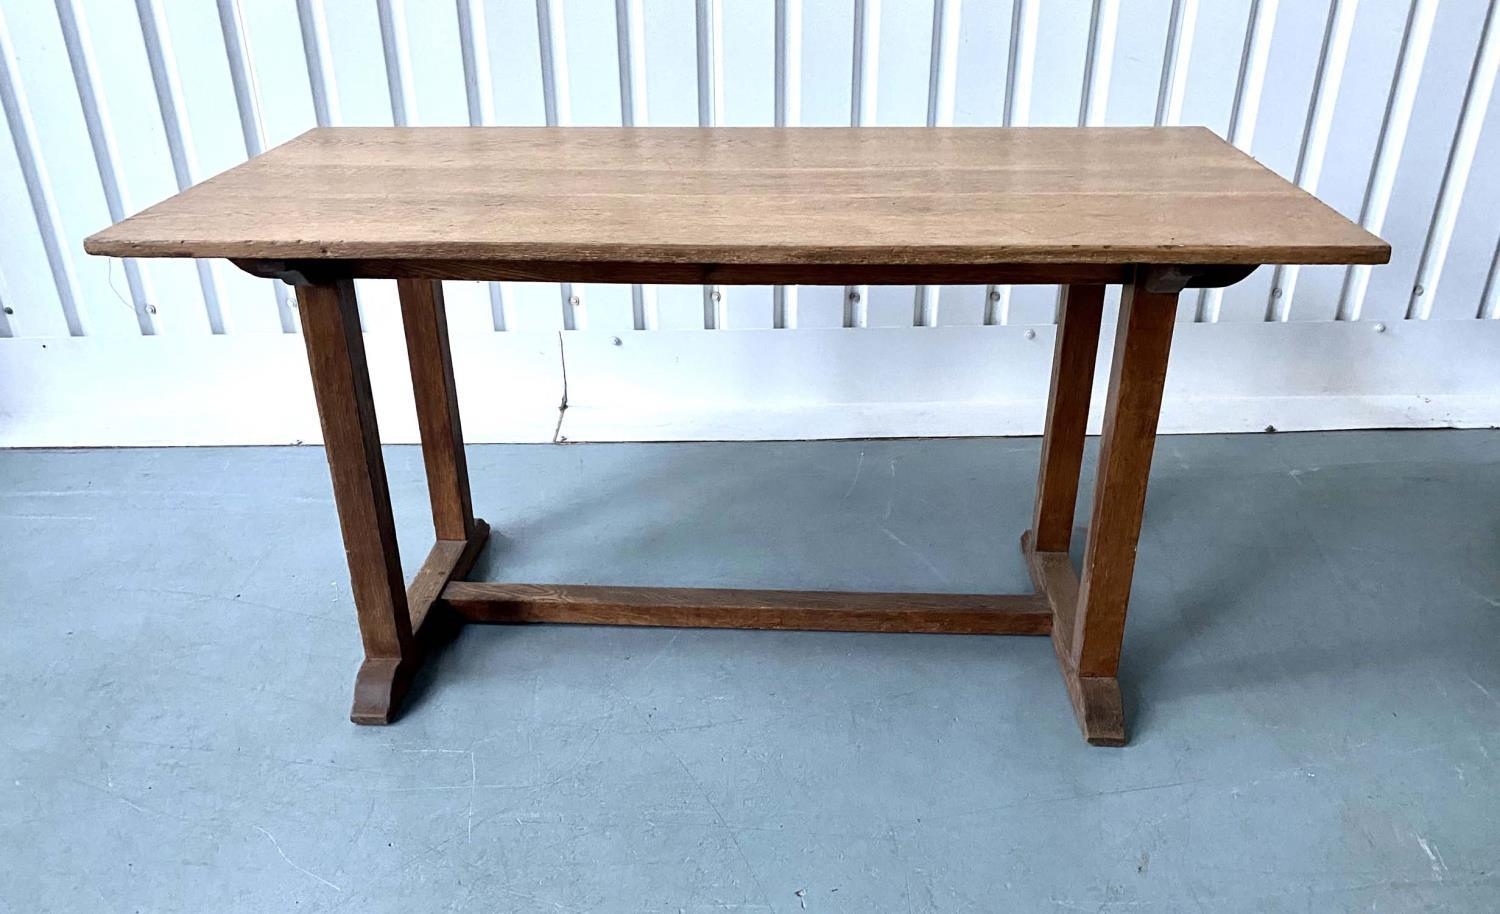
[1407,0,1500,320]
[695,0,723,329]
[136,0,225,333]
[1198,0,1279,324]
[773,0,801,329]
[1338,0,1437,322]
[455,0,508,332]
[216,0,295,332]
[615,0,652,331]
[0,3,84,336]
[1079,0,1119,126]
[915,0,960,327]
[1154,0,1196,127]
[57,0,156,335]
[1266,0,1358,322]
[2,0,1496,337]
[375,0,414,126]
[295,0,339,127]
[535,0,579,330]
[987,0,1039,326]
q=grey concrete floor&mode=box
[2,431,1500,912]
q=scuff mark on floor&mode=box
[879,524,947,583]
[841,450,866,501]
[884,457,898,519]
[254,825,342,893]
[468,749,476,842]
[1465,674,1500,710]
[1416,834,1448,881]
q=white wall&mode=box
[1,0,1498,446]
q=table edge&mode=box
[82,236,1393,269]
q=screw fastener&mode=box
[849,291,862,303]
[710,290,722,302]
[1373,322,1387,333]
[1024,328,1036,340]
[611,336,622,346]
[1413,284,1425,296]
[568,295,581,306]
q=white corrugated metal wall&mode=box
[0,0,1498,446]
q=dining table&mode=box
[85,126,1390,745]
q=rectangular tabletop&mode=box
[85,126,1388,270]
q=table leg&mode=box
[395,278,491,675]
[397,279,476,541]
[1031,284,1104,552]
[298,280,415,723]
[1068,279,1178,745]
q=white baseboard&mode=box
[560,319,1500,439]
[0,332,563,447]
[2,320,1497,447]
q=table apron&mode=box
[232,258,1257,290]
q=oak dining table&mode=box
[86,126,1389,746]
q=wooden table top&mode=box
[85,126,1388,269]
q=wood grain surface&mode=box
[1031,284,1104,554]
[1021,528,1124,746]
[86,127,1389,267]
[442,582,1053,635]
[397,278,474,543]
[1072,283,1180,680]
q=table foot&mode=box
[1022,528,1128,747]
[351,657,412,725]
[1061,672,1126,747]
[349,518,490,725]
